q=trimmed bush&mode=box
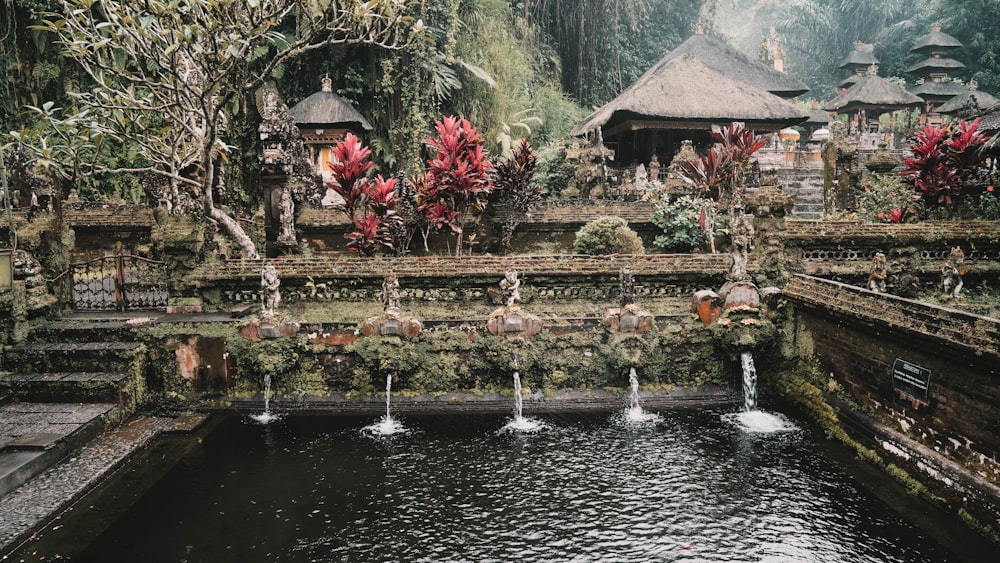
[573,216,644,255]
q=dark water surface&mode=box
[16,409,987,562]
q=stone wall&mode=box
[783,274,1000,536]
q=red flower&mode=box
[989,185,995,192]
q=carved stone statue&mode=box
[647,155,660,182]
[382,271,401,313]
[261,263,281,318]
[619,266,635,307]
[500,267,521,307]
[942,246,965,299]
[729,208,753,281]
[868,251,888,293]
[278,188,296,244]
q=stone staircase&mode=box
[777,169,824,219]
[0,318,149,496]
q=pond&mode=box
[10,407,990,562]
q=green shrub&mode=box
[573,216,644,255]
[857,174,916,223]
[651,195,714,252]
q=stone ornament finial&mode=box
[694,22,704,35]
[931,22,942,33]
[321,75,333,92]
[969,80,978,91]
[867,64,879,76]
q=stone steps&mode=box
[0,402,116,497]
[0,372,135,404]
[5,342,144,374]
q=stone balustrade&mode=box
[783,274,1000,361]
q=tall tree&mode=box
[21,0,418,259]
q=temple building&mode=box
[824,64,922,149]
[907,23,966,125]
[936,80,1000,120]
[570,24,808,174]
[838,42,879,90]
[287,76,373,179]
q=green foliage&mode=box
[651,195,714,252]
[573,216,644,255]
[856,174,916,223]
[964,185,1000,220]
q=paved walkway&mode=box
[0,416,173,553]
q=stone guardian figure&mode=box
[500,267,521,307]
[941,246,965,299]
[868,251,888,293]
[261,263,281,318]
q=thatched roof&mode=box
[665,32,809,98]
[839,43,878,70]
[288,78,372,130]
[570,55,808,136]
[979,107,1000,133]
[909,80,967,99]
[910,25,962,54]
[824,73,922,114]
[804,107,833,126]
[936,86,1000,117]
[906,57,964,75]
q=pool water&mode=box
[14,408,987,562]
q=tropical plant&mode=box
[326,134,400,256]
[899,119,988,214]
[573,216,644,255]
[679,122,766,204]
[856,174,915,223]
[651,195,716,252]
[20,0,418,259]
[493,139,541,254]
[415,116,494,256]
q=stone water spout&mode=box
[361,271,422,338]
[488,267,542,337]
[604,266,653,333]
[242,264,300,339]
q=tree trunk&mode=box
[202,142,260,260]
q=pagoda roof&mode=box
[288,78,372,131]
[571,55,807,136]
[908,80,968,99]
[664,30,809,98]
[910,26,962,54]
[824,73,923,114]
[906,57,965,75]
[839,44,879,70]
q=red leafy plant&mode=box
[899,119,987,214]
[493,139,541,254]
[679,122,766,203]
[326,133,400,255]
[415,116,494,256]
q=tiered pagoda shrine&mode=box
[838,42,879,90]
[287,76,372,180]
[907,23,966,125]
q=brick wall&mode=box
[785,275,1000,463]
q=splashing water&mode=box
[741,352,757,412]
[363,374,406,436]
[251,373,280,424]
[725,352,797,434]
[624,367,660,425]
[502,371,543,433]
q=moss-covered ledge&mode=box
[138,311,782,410]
